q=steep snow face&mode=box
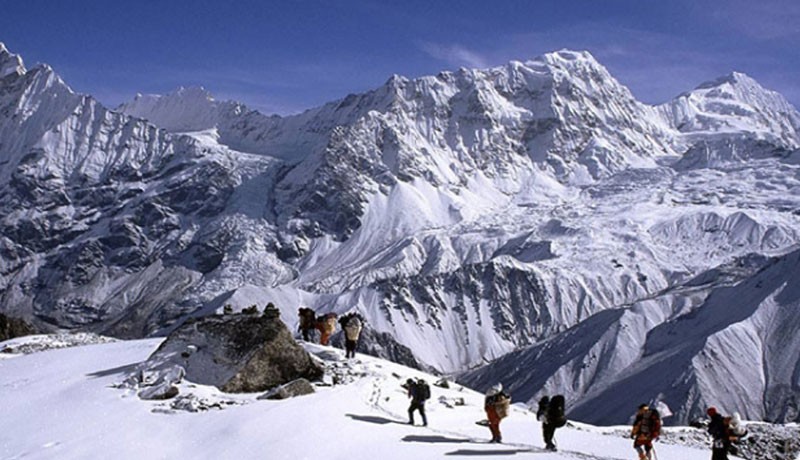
[0,45,253,333]
[0,56,191,186]
[460,248,800,425]
[3,42,800,426]
[661,72,800,159]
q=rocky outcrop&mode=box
[0,313,36,342]
[145,311,323,393]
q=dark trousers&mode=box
[408,400,427,425]
[345,339,357,358]
[711,447,729,460]
[487,407,501,442]
[543,423,556,448]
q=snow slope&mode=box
[0,336,726,460]
[461,247,800,425]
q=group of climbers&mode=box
[629,403,747,460]
[296,306,747,458]
[460,380,747,459]
[476,385,566,447]
[297,307,363,352]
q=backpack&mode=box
[298,308,315,329]
[344,316,362,340]
[417,380,431,401]
[494,393,511,419]
[548,394,567,427]
[537,396,550,423]
[639,409,662,439]
[724,413,747,439]
[319,313,337,334]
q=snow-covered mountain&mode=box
[461,248,800,425]
[1,42,799,425]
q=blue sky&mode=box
[1,0,798,114]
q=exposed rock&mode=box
[0,332,115,354]
[135,365,185,400]
[0,313,36,342]
[167,394,243,412]
[258,378,316,400]
[139,383,180,401]
[145,313,323,393]
[434,378,451,389]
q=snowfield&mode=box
[0,336,732,460]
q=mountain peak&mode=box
[546,49,596,62]
[119,85,219,132]
[174,85,215,101]
[662,70,800,146]
[695,71,760,91]
[0,42,26,78]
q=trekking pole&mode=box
[651,444,658,460]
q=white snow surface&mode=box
[0,336,728,460]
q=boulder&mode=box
[0,313,36,342]
[139,383,180,400]
[136,365,185,400]
[258,378,316,400]
[146,313,323,393]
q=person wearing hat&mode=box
[484,383,511,443]
[707,406,730,460]
[630,403,661,460]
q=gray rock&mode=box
[0,313,36,342]
[145,314,323,393]
[139,383,180,401]
[258,378,316,400]
[136,364,185,400]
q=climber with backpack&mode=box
[315,312,337,346]
[484,383,511,443]
[404,378,430,426]
[339,312,364,358]
[297,307,316,341]
[631,403,661,460]
[537,394,567,451]
[707,407,747,460]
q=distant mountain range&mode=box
[1,42,798,424]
